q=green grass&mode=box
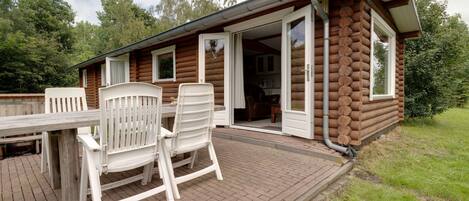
[336,105,469,201]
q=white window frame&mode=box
[152,45,176,82]
[82,69,87,88]
[369,10,396,101]
[105,54,130,86]
[100,64,106,86]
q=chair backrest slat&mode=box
[170,83,214,153]
[99,83,162,168]
[45,88,91,134]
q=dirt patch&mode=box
[351,168,382,184]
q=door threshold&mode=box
[229,125,283,135]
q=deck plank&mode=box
[13,157,35,201]
[1,138,347,201]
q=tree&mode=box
[153,0,222,33]
[96,0,156,53]
[404,0,469,118]
[0,0,77,93]
[70,22,99,65]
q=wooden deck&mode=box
[0,138,349,201]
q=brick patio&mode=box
[0,135,350,201]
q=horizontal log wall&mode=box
[358,1,404,142]
[136,36,199,103]
[81,65,100,108]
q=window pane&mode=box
[372,25,390,95]
[288,17,305,111]
[158,52,174,79]
[110,61,125,85]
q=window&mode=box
[100,64,106,86]
[82,69,87,88]
[370,10,396,100]
[152,45,176,82]
[105,54,129,86]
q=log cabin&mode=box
[75,0,421,155]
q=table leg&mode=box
[58,129,80,201]
[47,132,61,189]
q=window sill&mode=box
[153,78,176,83]
[370,95,395,101]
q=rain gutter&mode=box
[310,0,356,158]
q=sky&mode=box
[445,0,469,25]
[66,0,469,25]
[65,0,157,24]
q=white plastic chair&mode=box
[162,83,223,198]
[41,88,93,177]
[78,83,175,201]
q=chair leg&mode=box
[141,162,154,185]
[84,150,102,201]
[189,151,198,169]
[159,145,177,201]
[79,150,89,201]
[208,143,223,180]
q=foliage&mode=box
[404,0,469,118]
[337,106,469,200]
[95,0,156,54]
[0,0,77,93]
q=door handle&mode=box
[305,64,311,82]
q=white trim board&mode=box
[224,7,294,33]
[229,125,283,135]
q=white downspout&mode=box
[311,0,357,157]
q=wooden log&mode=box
[339,17,353,27]
[339,37,353,47]
[338,46,353,56]
[339,7,354,17]
[351,101,363,111]
[338,96,353,106]
[352,71,370,80]
[314,127,339,137]
[362,104,399,120]
[339,56,353,66]
[362,100,398,112]
[338,106,352,116]
[315,83,340,92]
[337,135,351,145]
[361,111,399,129]
[351,111,360,121]
[314,118,338,127]
[338,86,353,96]
[339,27,353,37]
[350,120,360,130]
[338,66,353,76]
[360,116,399,139]
[338,76,353,86]
[351,91,362,101]
[338,125,352,136]
[350,130,360,140]
[338,115,352,126]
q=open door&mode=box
[281,6,314,139]
[198,33,230,126]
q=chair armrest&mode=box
[161,127,176,138]
[77,134,101,151]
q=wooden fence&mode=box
[0,94,45,158]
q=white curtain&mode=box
[110,61,125,85]
[233,33,245,109]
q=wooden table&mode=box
[0,104,224,201]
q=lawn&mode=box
[336,105,469,201]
